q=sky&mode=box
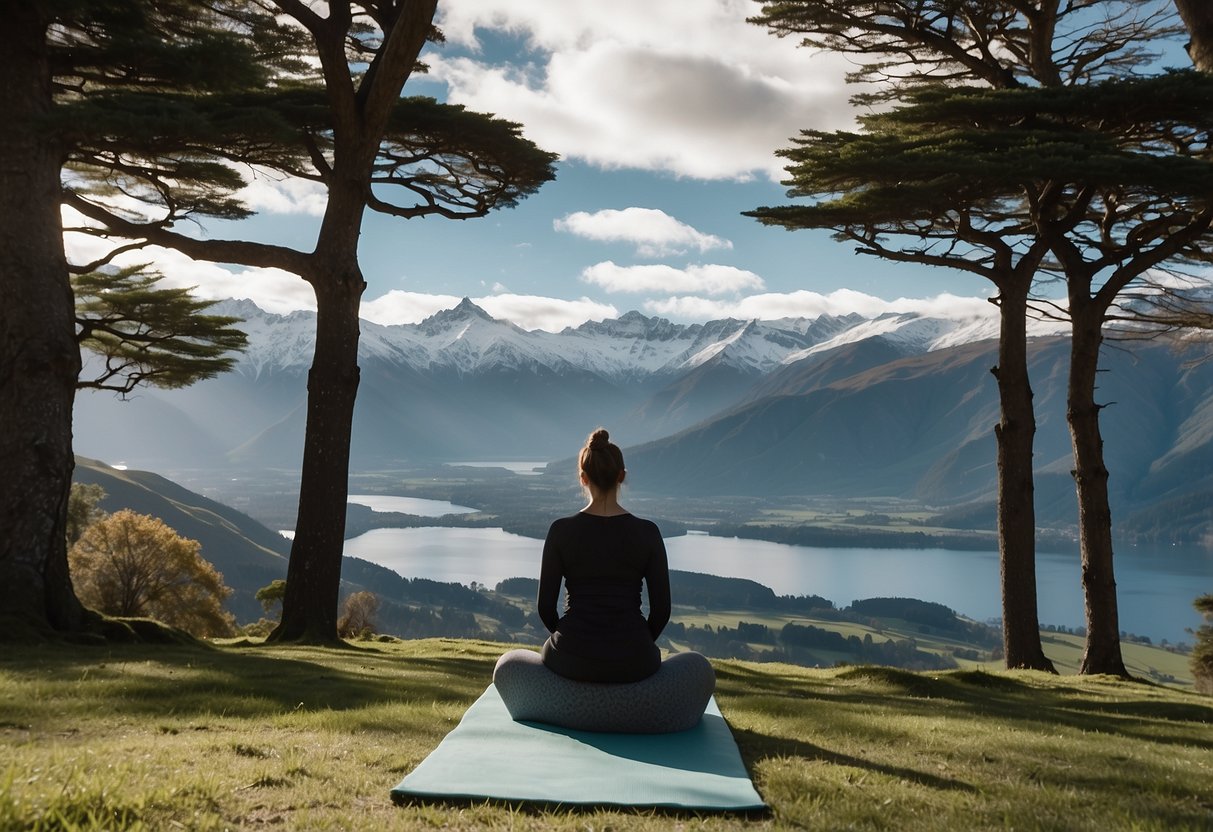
[62,0,1192,332]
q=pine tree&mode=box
[747,0,1200,674]
[74,266,247,395]
[0,0,285,639]
[63,2,558,643]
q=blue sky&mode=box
[63,0,1191,331]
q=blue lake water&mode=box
[342,524,1213,645]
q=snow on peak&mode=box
[220,298,1012,380]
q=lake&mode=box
[347,494,478,516]
[342,524,1213,645]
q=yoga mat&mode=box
[391,684,766,811]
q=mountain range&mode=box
[72,298,1213,540]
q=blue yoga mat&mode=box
[391,684,766,811]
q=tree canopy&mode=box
[1,1,555,641]
[57,1,557,644]
[747,0,1211,675]
[74,266,247,395]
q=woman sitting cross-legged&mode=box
[493,428,715,734]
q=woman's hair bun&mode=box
[579,427,625,492]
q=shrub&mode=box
[69,509,235,637]
[338,591,380,638]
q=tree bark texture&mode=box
[1175,0,1213,73]
[992,288,1055,672]
[1067,303,1128,677]
[267,0,437,643]
[269,263,364,643]
[0,6,86,635]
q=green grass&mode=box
[2,638,1211,830]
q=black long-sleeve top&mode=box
[537,512,671,662]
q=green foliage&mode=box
[49,1,308,234]
[494,577,539,597]
[65,482,107,546]
[73,266,247,394]
[1192,593,1213,694]
[46,0,293,94]
[749,72,1213,241]
[749,0,1181,95]
[68,509,235,637]
[255,579,288,618]
[849,596,962,630]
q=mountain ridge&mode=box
[71,299,1213,542]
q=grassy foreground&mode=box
[2,638,1211,831]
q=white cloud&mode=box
[62,212,317,314]
[360,290,464,324]
[581,261,764,295]
[123,248,316,314]
[554,208,730,256]
[644,290,999,322]
[236,169,328,217]
[428,0,856,181]
[477,293,619,332]
[360,289,618,332]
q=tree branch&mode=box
[66,192,313,275]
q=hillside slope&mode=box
[627,338,1213,541]
[73,457,291,620]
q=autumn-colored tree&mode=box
[69,509,234,637]
[337,591,379,639]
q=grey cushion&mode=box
[492,649,716,734]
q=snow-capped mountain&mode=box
[73,297,1065,473]
[217,296,1055,382]
[71,297,1213,540]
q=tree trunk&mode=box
[1175,0,1213,73]
[0,6,86,637]
[991,287,1055,672]
[1067,303,1129,677]
[268,272,363,644]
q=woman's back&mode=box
[539,512,670,660]
[540,511,674,679]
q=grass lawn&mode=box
[2,638,1211,830]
